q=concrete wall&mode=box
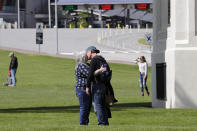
[0,28,151,55]
[58,29,105,53]
[174,50,197,108]
[0,29,97,54]
[0,29,38,51]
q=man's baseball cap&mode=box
[86,46,100,53]
[9,52,14,57]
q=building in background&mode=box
[54,0,153,28]
[0,0,48,28]
[0,0,152,28]
[0,0,18,25]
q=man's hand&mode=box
[86,88,90,96]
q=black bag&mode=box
[95,56,114,106]
[98,69,112,83]
[105,94,114,106]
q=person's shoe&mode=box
[147,92,150,96]
[113,99,118,103]
[8,85,16,87]
[141,93,144,96]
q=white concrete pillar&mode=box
[171,0,197,108]
[154,0,197,108]
[173,0,189,43]
[152,0,169,108]
[188,0,197,42]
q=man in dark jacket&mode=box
[86,46,110,125]
[9,52,18,86]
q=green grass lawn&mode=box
[0,50,197,131]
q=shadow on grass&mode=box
[0,106,80,113]
[0,102,151,113]
[111,102,152,111]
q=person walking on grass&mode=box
[9,52,18,87]
[135,56,150,96]
[75,52,106,125]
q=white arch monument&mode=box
[152,0,197,108]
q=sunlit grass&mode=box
[0,50,196,131]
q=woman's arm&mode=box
[94,65,106,75]
[133,57,140,64]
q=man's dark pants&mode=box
[92,83,109,125]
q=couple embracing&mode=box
[75,46,117,126]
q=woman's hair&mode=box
[140,56,146,62]
[75,51,87,68]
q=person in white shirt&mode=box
[135,56,150,96]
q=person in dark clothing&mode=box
[75,51,108,125]
[9,52,18,86]
[86,46,113,125]
[93,55,118,104]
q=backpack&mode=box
[95,56,112,83]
